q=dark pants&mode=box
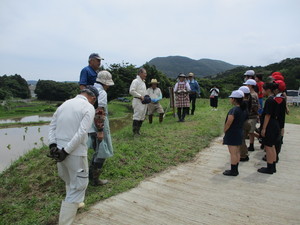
[189,93,197,114]
[210,96,218,108]
[89,132,106,169]
[177,107,189,121]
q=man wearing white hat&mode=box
[88,70,115,186]
[79,53,104,90]
[146,79,164,123]
[244,79,259,152]
[129,68,148,135]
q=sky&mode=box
[0,0,300,81]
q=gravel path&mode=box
[75,123,300,225]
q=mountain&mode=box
[148,56,239,78]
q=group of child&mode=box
[223,70,287,176]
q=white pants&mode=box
[57,155,89,204]
[132,98,147,121]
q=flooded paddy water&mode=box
[0,114,131,172]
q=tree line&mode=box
[2,58,299,101]
[0,74,31,100]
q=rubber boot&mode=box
[92,169,108,186]
[248,143,254,151]
[136,120,143,135]
[132,120,139,135]
[149,115,153,124]
[223,164,239,176]
[58,201,78,225]
[181,108,187,122]
[159,113,164,123]
[258,163,274,174]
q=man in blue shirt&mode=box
[187,72,200,115]
[79,53,104,90]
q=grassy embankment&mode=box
[0,99,299,224]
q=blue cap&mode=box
[89,53,104,60]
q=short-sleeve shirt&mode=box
[79,66,97,86]
[257,81,264,98]
[263,96,279,119]
[223,106,246,146]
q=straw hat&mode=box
[149,79,159,84]
[188,72,195,77]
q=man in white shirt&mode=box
[129,68,147,135]
[48,86,98,225]
[146,79,164,123]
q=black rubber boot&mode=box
[181,108,187,122]
[223,164,239,176]
[159,113,164,123]
[273,162,277,173]
[258,163,274,174]
[248,143,254,151]
[132,120,139,135]
[149,115,153,124]
[136,120,143,135]
[240,156,249,162]
[177,109,182,122]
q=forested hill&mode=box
[148,56,239,78]
[211,58,300,90]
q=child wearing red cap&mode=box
[258,83,280,174]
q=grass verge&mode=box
[285,105,300,124]
[5,99,299,224]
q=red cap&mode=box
[272,72,284,81]
[274,80,286,92]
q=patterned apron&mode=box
[175,82,190,108]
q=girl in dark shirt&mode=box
[223,90,247,176]
[258,83,280,174]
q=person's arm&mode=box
[261,114,270,137]
[94,107,106,140]
[157,89,162,101]
[129,79,143,99]
[174,83,179,92]
[48,109,59,146]
[196,81,200,94]
[185,82,191,91]
[79,69,88,89]
[224,115,234,133]
[64,107,95,154]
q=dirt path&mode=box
[74,123,300,225]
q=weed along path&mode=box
[74,123,300,225]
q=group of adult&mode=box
[223,69,287,177]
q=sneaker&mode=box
[240,156,249,162]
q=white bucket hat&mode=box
[243,79,257,86]
[229,90,244,98]
[244,70,255,76]
[239,86,250,94]
[96,70,114,86]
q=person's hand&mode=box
[55,148,69,162]
[140,96,144,101]
[261,128,266,137]
[48,143,58,158]
[97,131,104,141]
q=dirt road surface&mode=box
[74,123,300,225]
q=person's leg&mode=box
[182,107,188,121]
[223,145,239,176]
[148,115,153,124]
[240,121,250,161]
[177,108,182,122]
[210,97,214,108]
[215,96,218,109]
[191,94,196,115]
[59,156,89,224]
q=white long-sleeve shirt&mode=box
[48,95,95,156]
[94,83,107,108]
[129,75,146,98]
[174,81,191,92]
[146,87,162,100]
